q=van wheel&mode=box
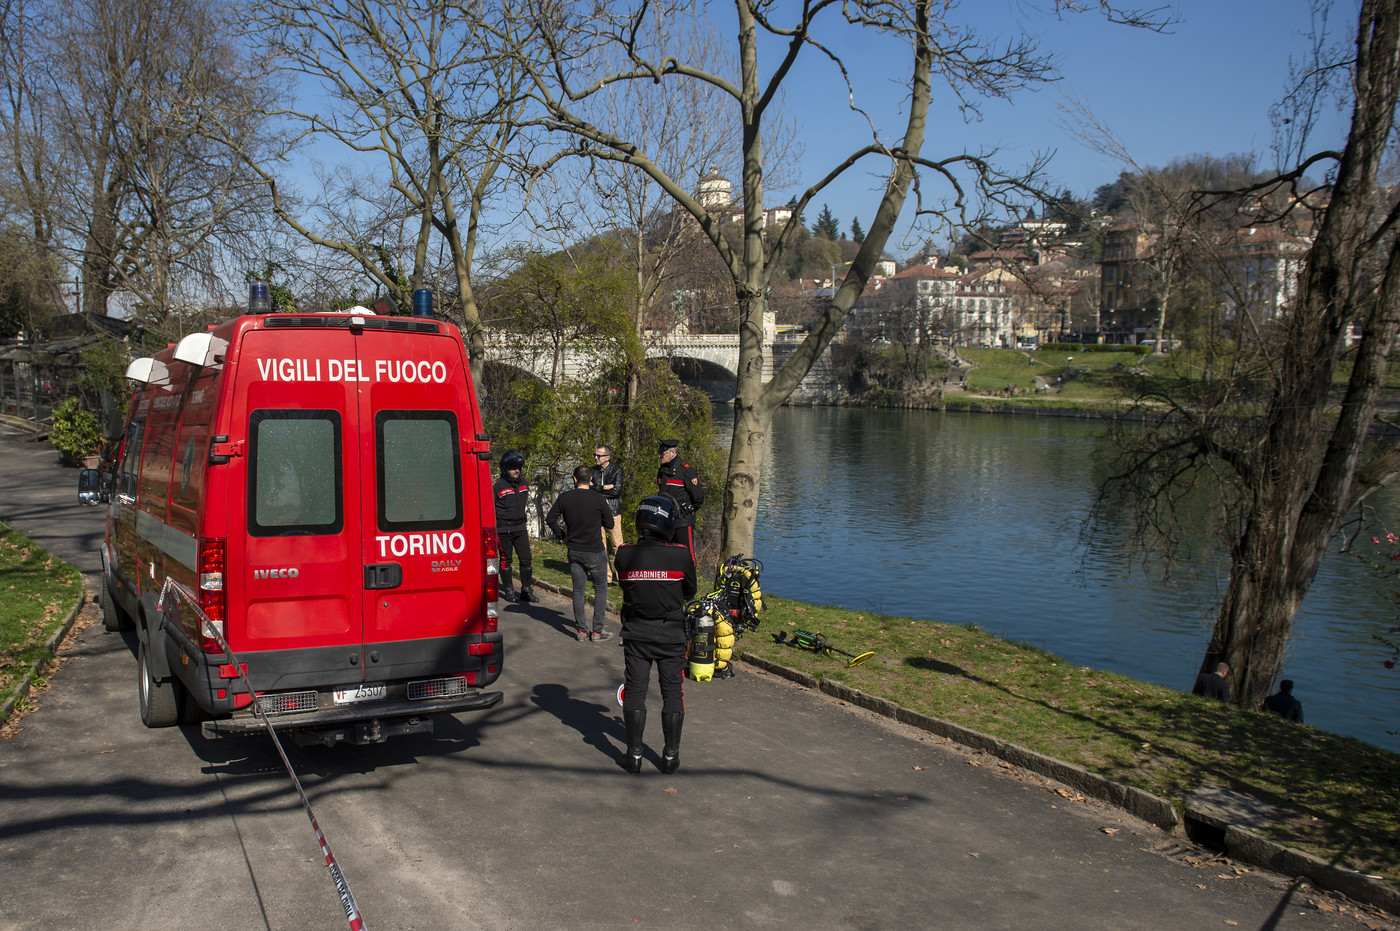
[100,580,132,633]
[138,641,179,728]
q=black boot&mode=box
[659,713,684,774]
[616,709,645,774]
[518,570,538,602]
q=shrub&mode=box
[49,398,102,463]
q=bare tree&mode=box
[1095,0,1400,708]
[497,0,1165,559]
[1,0,277,324]
[519,21,743,451]
[237,0,527,379]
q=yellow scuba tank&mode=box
[687,607,716,681]
[714,619,736,673]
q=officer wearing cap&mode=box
[493,450,537,603]
[656,439,704,563]
[615,495,698,774]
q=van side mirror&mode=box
[78,469,103,505]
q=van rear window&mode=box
[248,410,343,536]
[376,411,462,531]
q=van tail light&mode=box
[197,537,227,653]
[484,528,499,603]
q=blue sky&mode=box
[774,0,1357,252]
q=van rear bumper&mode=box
[199,689,503,738]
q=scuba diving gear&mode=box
[686,607,716,681]
[773,628,875,667]
[618,708,646,774]
[683,556,765,680]
[712,557,764,633]
[660,713,683,774]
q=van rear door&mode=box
[230,324,365,689]
[355,322,484,680]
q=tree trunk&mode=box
[1200,0,1400,709]
[717,0,932,561]
[721,291,777,558]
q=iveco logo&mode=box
[254,567,300,579]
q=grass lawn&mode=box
[528,537,1400,885]
[957,346,1166,403]
[0,521,84,715]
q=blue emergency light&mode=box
[412,288,434,318]
[249,281,271,314]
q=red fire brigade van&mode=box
[83,295,503,746]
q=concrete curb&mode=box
[1184,796,1400,915]
[737,650,1400,916]
[0,587,88,727]
[1220,826,1400,913]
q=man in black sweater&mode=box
[546,465,615,641]
[1192,662,1231,703]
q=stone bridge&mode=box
[482,311,840,404]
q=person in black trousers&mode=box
[656,438,704,564]
[545,465,615,641]
[493,450,537,603]
[615,495,697,774]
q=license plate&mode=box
[333,683,386,705]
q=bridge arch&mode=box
[655,354,738,401]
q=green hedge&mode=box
[1041,342,1151,356]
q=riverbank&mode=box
[527,539,1400,893]
[821,344,1400,413]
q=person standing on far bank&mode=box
[591,444,624,583]
[615,495,697,774]
[546,465,615,641]
[1263,679,1304,722]
[656,439,704,564]
[1192,662,1231,703]
[493,450,537,604]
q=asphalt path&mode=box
[0,422,1388,930]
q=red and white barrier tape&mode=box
[159,579,368,931]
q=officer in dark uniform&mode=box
[656,438,704,564]
[492,450,537,603]
[615,495,698,774]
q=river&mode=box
[712,404,1400,753]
